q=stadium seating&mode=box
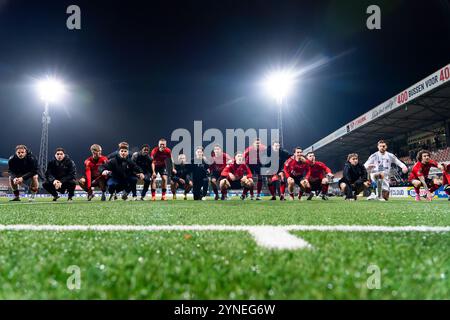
[432,147,450,163]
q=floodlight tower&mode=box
[38,102,51,176]
[263,70,295,148]
[36,77,65,175]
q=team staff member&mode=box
[339,153,370,201]
[191,147,210,200]
[100,145,144,201]
[266,141,290,201]
[171,154,192,200]
[8,145,39,202]
[132,144,153,200]
[43,148,77,201]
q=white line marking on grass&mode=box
[248,227,312,250]
[0,225,449,250]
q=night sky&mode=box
[1,0,449,168]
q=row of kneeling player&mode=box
[339,141,450,202]
[6,139,450,202]
[6,140,331,202]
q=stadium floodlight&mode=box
[263,70,295,106]
[263,69,296,147]
[36,77,66,103]
[35,76,66,177]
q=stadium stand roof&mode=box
[304,63,450,168]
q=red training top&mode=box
[151,147,172,168]
[408,160,438,181]
[85,155,108,188]
[221,162,253,180]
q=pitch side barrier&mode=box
[304,64,450,153]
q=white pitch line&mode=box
[248,227,312,250]
[286,225,450,233]
[1,224,449,251]
[0,224,449,232]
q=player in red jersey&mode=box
[243,138,267,200]
[209,145,232,200]
[408,150,444,201]
[220,153,254,200]
[284,147,310,200]
[150,138,173,201]
[304,152,334,200]
[79,144,109,201]
[442,162,450,201]
[266,141,290,201]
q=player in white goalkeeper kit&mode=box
[364,140,408,201]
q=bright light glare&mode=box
[263,70,295,105]
[37,77,66,103]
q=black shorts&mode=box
[339,178,367,187]
[249,164,262,176]
[172,176,191,188]
[290,175,303,186]
[155,166,168,176]
[309,179,322,191]
[229,180,243,189]
[10,176,35,187]
[210,170,222,180]
[219,176,242,189]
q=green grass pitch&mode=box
[0,197,448,299]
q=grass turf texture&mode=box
[0,197,448,299]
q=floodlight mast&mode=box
[36,77,65,176]
[277,99,284,148]
[38,102,50,177]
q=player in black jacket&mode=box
[107,141,131,160]
[42,148,77,201]
[100,145,144,201]
[8,145,39,201]
[132,144,153,200]
[339,153,370,200]
[191,146,210,200]
[266,141,291,200]
[170,153,192,200]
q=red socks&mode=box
[322,184,329,194]
[280,182,286,195]
[414,186,420,196]
[268,184,276,197]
